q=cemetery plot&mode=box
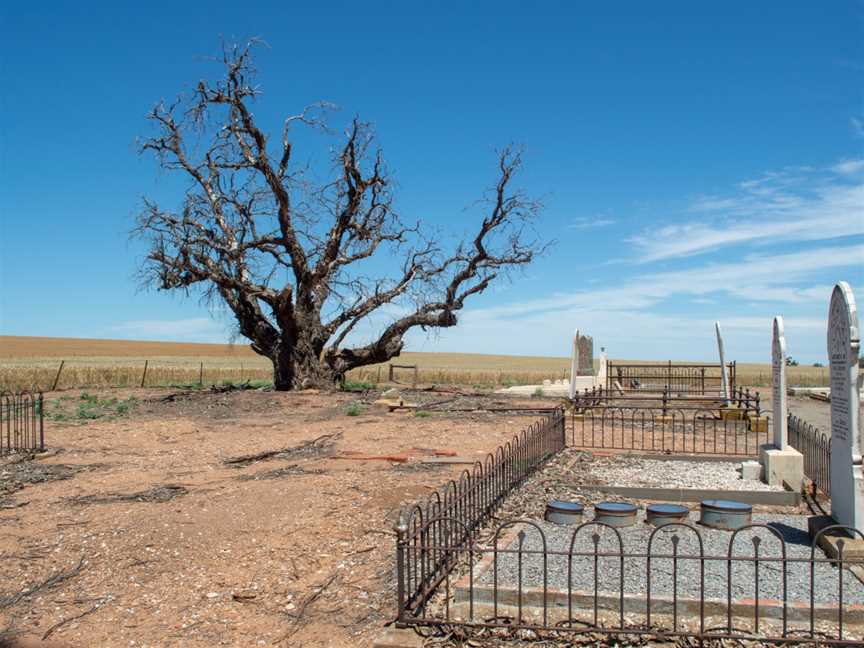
[606,362,735,395]
[397,442,864,646]
[445,513,864,635]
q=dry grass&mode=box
[0,336,828,391]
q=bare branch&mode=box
[134,43,545,389]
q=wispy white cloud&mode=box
[568,216,617,230]
[467,244,863,321]
[110,318,227,341]
[852,117,864,138]
[627,162,864,262]
[833,159,864,175]
[406,241,861,362]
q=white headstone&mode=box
[715,322,730,403]
[772,316,788,449]
[568,329,579,399]
[597,349,608,385]
[827,282,862,531]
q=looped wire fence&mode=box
[788,413,831,496]
[399,515,864,645]
[395,408,566,620]
[393,408,862,645]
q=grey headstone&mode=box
[827,282,862,531]
[576,334,594,376]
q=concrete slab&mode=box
[810,515,864,568]
[740,460,762,480]
[587,485,800,506]
[759,444,804,492]
[496,375,601,397]
[372,626,424,648]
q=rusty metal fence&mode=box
[607,361,736,396]
[396,518,864,645]
[571,406,769,456]
[789,414,831,496]
[0,390,44,455]
[395,408,566,621]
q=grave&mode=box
[568,329,598,398]
[826,282,863,532]
[498,329,603,397]
[456,511,864,624]
[715,321,731,404]
[759,315,804,491]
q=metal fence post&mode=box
[394,520,409,625]
[51,360,65,392]
[38,392,44,451]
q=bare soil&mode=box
[0,387,551,648]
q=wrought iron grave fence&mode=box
[0,390,44,455]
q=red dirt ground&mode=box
[0,387,548,647]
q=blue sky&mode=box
[1,1,862,363]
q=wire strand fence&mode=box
[0,390,44,455]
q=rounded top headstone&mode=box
[829,282,859,360]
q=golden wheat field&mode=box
[0,335,829,391]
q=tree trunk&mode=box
[271,344,296,391]
[270,340,339,391]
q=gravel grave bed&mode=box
[474,512,864,606]
[584,456,782,491]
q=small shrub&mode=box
[414,410,432,418]
[48,393,139,422]
[501,378,515,388]
[341,380,375,393]
[532,387,544,398]
[345,403,364,416]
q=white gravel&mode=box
[476,513,864,606]
[584,456,783,491]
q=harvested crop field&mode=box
[0,386,551,647]
[0,336,830,391]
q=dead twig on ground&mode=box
[0,557,86,610]
[237,464,326,481]
[224,433,342,467]
[280,573,339,642]
[42,598,108,640]
[66,484,187,505]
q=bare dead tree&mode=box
[134,41,545,390]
